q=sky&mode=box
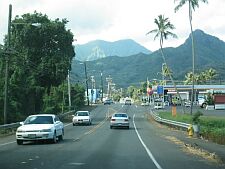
[0,0,225,51]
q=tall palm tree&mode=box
[146,15,185,114]
[174,0,208,114]
[162,64,172,85]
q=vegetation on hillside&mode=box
[72,29,225,88]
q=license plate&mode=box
[28,134,36,138]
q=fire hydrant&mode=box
[187,124,193,137]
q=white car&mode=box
[16,114,64,145]
[184,100,191,107]
[141,102,149,106]
[110,113,129,129]
[154,101,164,109]
[72,111,92,126]
[198,98,207,108]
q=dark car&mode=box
[104,99,113,105]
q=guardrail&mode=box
[0,122,20,130]
[0,110,75,134]
[150,109,190,130]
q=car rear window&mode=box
[77,111,89,116]
[114,114,128,118]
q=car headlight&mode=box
[16,129,24,133]
[41,129,52,132]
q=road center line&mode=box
[133,114,163,169]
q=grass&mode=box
[158,111,225,145]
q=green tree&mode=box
[205,68,217,83]
[146,14,185,113]
[175,0,209,114]
[0,12,75,123]
[71,84,85,110]
[43,83,85,114]
[127,85,141,101]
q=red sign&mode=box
[147,88,153,95]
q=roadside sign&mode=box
[157,86,164,95]
[147,88,153,95]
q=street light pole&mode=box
[90,76,95,104]
[106,75,112,98]
[67,70,71,110]
[3,4,12,124]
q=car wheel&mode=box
[17,139,23,145]
[202,103,207,108]
[59,129,64,141]
[51,131,57,144]
[73,123,75,126]
[127,126,130,129]
[110,126,113,129]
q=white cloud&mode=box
[1,0,225,51]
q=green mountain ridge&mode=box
[75,39,152,61]
[72,29,225,88]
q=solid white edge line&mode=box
[133,114,163,169]
[64,123,71,127]
[0,141,16,146]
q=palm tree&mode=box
[146,15,185,114]
[174,0,208,114]
[205,68,217,84]
[184,72,193,85]
[162,64,172,85]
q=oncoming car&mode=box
[110,113,129,129]
[103,99,113,105]
[124,99,132,105]
[72,111,92,126]
[16,114,64,145]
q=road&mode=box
[0,104,224,169]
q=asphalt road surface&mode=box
[0,103,224,169]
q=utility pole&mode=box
[106,75,112,98]
[67,70,71,110]
[101,72,103,102]
[3,4,12,124]
[84,62,89,106]
[90,76,95,104]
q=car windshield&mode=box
[114,114,128,118]
[24,116,54,124]
[76,111,89,116]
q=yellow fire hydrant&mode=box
[187,124,193,137]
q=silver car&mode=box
[72,111,92,126]
[110,113,129,129]
[16,114,64,145]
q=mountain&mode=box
[71,30,225,88]
[74,39,152,61]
